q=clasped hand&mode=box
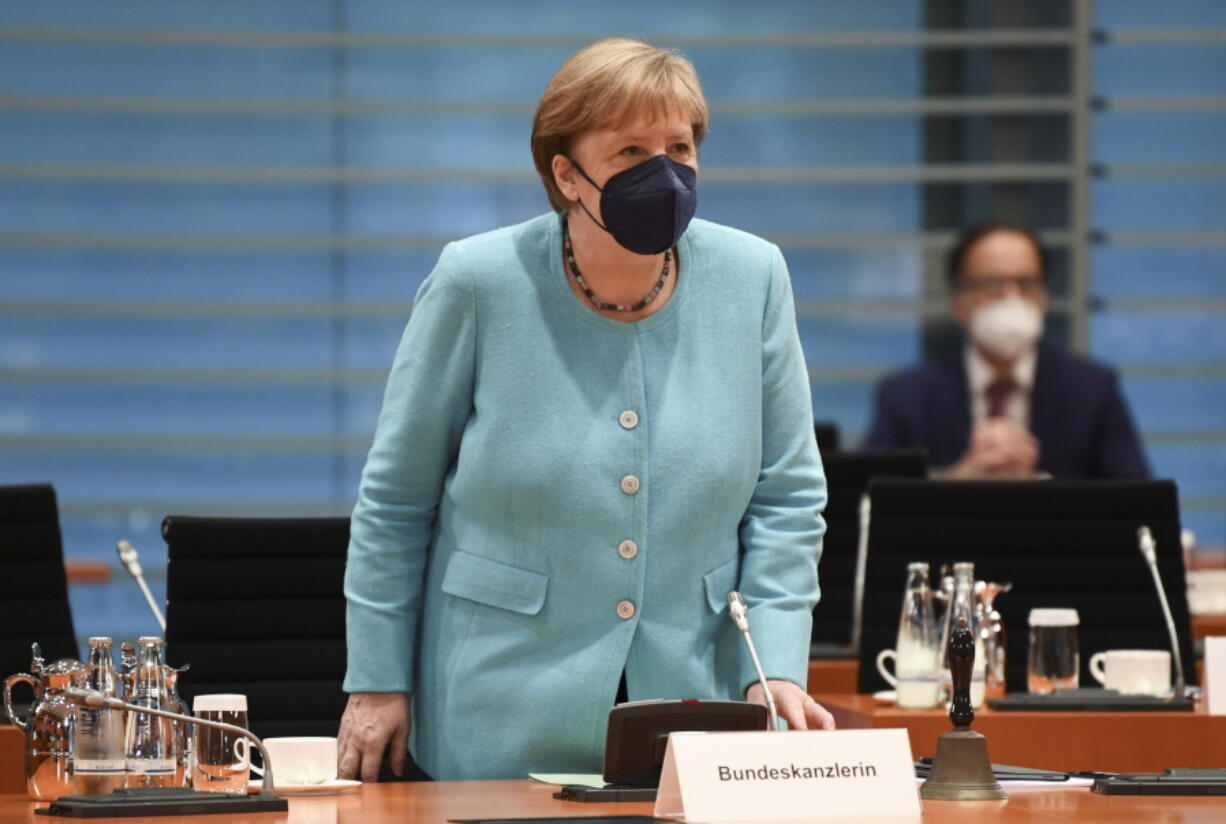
[949,418,1039,479]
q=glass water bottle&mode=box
[73,637,127,794]
[125,637,176,788]
[893,562,941,707]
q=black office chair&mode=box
[856,479,1195,694]
[810,450,927,653]
[163,516,349,740]
[814,421,841,454]
[1,484,78,682]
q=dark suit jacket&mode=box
[865,346,1150,479]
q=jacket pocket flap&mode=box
[703,556,741,613]
[441,550,549,616]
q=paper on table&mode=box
[527,773,606,788]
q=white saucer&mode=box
[872,689,897,703]
[248,778,361,796]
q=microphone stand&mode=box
[1136,526,1188,699]
[116,540,167,632]
[62,687,279,798]
[726,591,779,731]
[849,492,871,654]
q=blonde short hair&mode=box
[531,38,709,212]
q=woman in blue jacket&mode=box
[338,37,831,782]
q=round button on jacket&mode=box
[616,600,636,620]
[618,540,638,559]
[620,475,640,495]
[619,410,639,430]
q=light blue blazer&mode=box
[343,212,826,780]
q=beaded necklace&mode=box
[563,219,672,313]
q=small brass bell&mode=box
[919,618,1007,801]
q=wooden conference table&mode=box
[812,692,1226,774]
[3,779,1226,824]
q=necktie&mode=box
[985,377,1017,419]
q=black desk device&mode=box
[34,787,288,818]
[1093,769,1226,796]
[554,699,768,803]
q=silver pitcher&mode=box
[163,662,192,787]
[975,581,1012,697]
[3,643,87,800]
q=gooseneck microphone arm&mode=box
[116,540,167,632]
[726,591,779,731]
[1137,526,1188,699]
[849,492,871,654]
[62,687,278,798]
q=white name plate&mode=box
[1206,636,1226,715]
[654,728,919,822]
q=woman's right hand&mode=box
[337,692,410,782]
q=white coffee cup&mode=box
[876,648,943,709]
[1187,570,1226,615]
[1089,649,1172,696]
[246,736,337,785]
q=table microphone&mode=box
[726,591,779,731]
[116,539,167,632]
[61,686,279,798]
[1136,526,1188,699]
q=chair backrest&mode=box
[1,483,78,679]
[814,421,841,454]
[163,516,349,739]
[856,478,1195,694]
[810,450,927,650]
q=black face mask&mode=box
[570,154,698,255]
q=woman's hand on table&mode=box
[747,680,836,731]
[337,692,410,781]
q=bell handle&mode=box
[3,673,40,734]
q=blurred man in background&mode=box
[866,222,1149,480]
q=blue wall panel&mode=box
[1094,46,1226,97]
[0,44,333,99]
[1091,312,1226,365]
[0,317,335,369]
[1094,113,1226,165]
[784,250,923,301]
[797,316,920,367]
[0,450,336,503]
[1124,379,1226,432]
[0,250,337,300]
[1,384,334,437]
[0,113,333,166]
[1091,248,1226,299]
[810,381,877,445]
[701,183,921,235]
[1093,180,1226,232]
[0,182,333,234]
[345,0,918,36]
[0,0,333,29]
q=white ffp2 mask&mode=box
[969,295,1043,360]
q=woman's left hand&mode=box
[746,680,836,731]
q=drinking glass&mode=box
[191,694,250,794]
[1027,608,1080,694]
